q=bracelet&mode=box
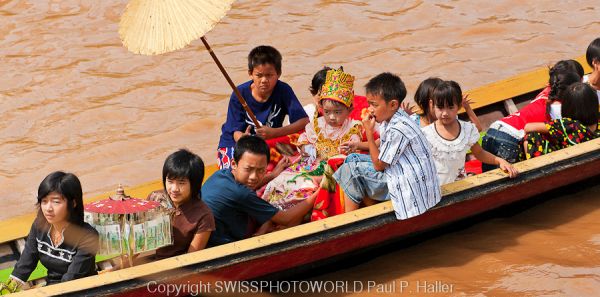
[0,278,22,294]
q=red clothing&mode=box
[499,86,550,130]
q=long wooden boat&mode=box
[1,56,598,296]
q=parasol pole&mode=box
[200,36,261,128]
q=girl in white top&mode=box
[422,80,519,185]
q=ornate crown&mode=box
[320,67,355,107]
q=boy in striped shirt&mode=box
[334,72,441,219]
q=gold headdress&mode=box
[319,67,355,108]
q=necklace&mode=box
[50,224,68,246]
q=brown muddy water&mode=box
[0,0,599,295]
[306,181,600,296]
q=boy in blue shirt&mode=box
[204,136,316,247]
[217,45,309,169]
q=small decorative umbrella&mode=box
[119,0,261,127]
[84,185,172,267]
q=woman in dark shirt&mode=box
[4,171,99,291]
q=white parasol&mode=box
[119,0,261,127]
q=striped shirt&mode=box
[379,110,441,219]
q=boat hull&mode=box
[44,139,600,297]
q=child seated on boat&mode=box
[1,172,98,292]
[334,72,441,220]
[524,82,599,158]
[410,77,482,131]
[202,136,317,247]
[480,60,584,172]
[303,66,331,121]
[146,149,215,259]
[217,45,309,169]
[261,67,363,211]
[584,37,600,101]
[422,80,519,185]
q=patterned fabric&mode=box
[262,115,362,211]
[217,146,234,170]
[409,113,421,125]
[422,120,480,185]
[296,112,362,159]
[378,110,441,219]
[266,133,300,170]
[311,157,348,221]
[525,118,599,159]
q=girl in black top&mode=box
[5,171,99,291]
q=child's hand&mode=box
[273,156,291,174]
[462,94,475,109]
[340,140,359,154]
[362,113,376,134]
[243,126,252,136]
[401,102,415,115]
[497,158,519,178]
[256,125,275,139]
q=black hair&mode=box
[562,60,584,78]
[549,60,584,81]
[548,70,582,101]
[36,171,84,226]
[547,71,581,117]
[234,135,270,164]
[162,149,205,200]
[248,45,282,75]
[561,82,599,126]
[431,80,463,108]
[310,66,332,96]
[364,72,407,104]
[585,37,600,68]
[414,77,443,117]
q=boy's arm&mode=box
[233,126,252,142]
[363,117,388,171]
[341,139,380,153]
[258,156,292,188]
[270,190,317,226]
[227,93,252,142]
[255,117,309,139]
[524,122,548,133]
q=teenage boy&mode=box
[203,135,316,246]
